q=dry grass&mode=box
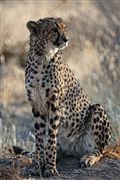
[0,147,41,180]
[0,63,25,106]
[0,154,32,180]
[0,147,32,179]
[103,141,120,159]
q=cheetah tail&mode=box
[9,146,30,156]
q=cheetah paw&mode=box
[80,154,99,168]
[43,168,58,177]
[28,167,40,176]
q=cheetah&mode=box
[25,17,111,177]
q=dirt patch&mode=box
[0,156,120,180]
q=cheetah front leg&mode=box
[80,104,111,167]
[31,107,46,175]
[43,100,60,177]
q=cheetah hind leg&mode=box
[80,104,111,167]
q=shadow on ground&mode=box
[0,155,120,180]
[55,157,120,180]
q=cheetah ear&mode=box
[26,21,39,35]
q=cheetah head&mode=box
[27,17,69,57]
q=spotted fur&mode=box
[25,17,111,177]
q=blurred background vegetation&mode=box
[0,0,120,153]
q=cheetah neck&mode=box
[27,46,62,67]
[29,38,60,62]
[25,48,62,88]
[45,48,59,60]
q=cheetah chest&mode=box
[26,69,47,113]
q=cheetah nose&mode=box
[63,37,69,43]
